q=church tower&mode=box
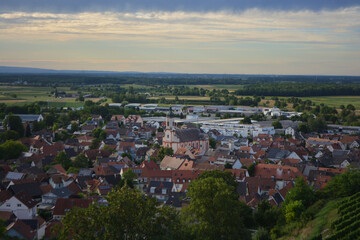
[166,107,175,129]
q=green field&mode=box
[1,84,360,110]
[0,86,86,107]
[301,96,360,109]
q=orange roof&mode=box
[254,163,303,181]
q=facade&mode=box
[163,113,209,154]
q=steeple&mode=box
[166,107,175,129]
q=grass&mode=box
[279,199,342,240]
[301,96,360,109]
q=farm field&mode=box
[0,86,93,107]
[192,84,244,92]
[301,96,360,109]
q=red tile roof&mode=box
[53,198,91,216]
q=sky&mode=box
[0,0,359,75]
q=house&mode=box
[42,187,74,205]
[111,115,125,125]
[13,114,44,123]
[160,156,184,170]
[146,181,173,202]
[6,219,36,240]
[0,191,38,219]
[53,198,91,220]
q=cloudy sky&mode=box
[0,0,359,75]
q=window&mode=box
[17,204,21,207]
[150,187,155,194]
[162,188,167,194]
[6,204,10,207]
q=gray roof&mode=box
[15,114,42,122]
[51,187,73,198]
[332,150,350,158]
[267,148,290,160]
[78,169,93,177]
[236,182,247,196]
[165,192,187,208]
[5,172,24,180]
[175,128,206,142]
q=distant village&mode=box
[0,104,359,239]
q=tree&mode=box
[90,139,100,150]
[224,162,232,169]
[182,177,251,240]
[323,168,360,198]
[252,228,271,240]
[247,163,256,177]
[241,116,251,124]
[58,187,184,240]
[55,151,72,170]
[284,200,304,223]
[272,120,282,129]
[198,170,238,189]
[0,140,27,160]
[284,177,316,208]
[25,124,31,137]
[4,115,24,137]
[157,147,174,161]
[0,130,20,141]
[73,153,91,168]
[254,200,282,230]
[119,169,137,188]
[209,138,217,149]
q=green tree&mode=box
[4,115,24,137]
[25,124,31,137]
[209,138,217,149]
[157,147,174,161]
[58,187,184,240]
[182,177,251,240]
[272,120,282,129]
[197,170,238,189]
[55,151,72,170]
[284,200,304,223]
[0,140,27,160]
[241,116,251,124]
[247,163,256,177]
[284,177,316,208]
[73,153,91,168]
[254,200,282,230]
[0,130,20,141]
[90,139,100,150]
[252,227,271,240]
[323,168,360,198]
[119,169,137,188]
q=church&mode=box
[162,110,209,154]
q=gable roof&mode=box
[160,156,184,170]
[6,219,36,240]
[14,191,38,208]
[9,182,43,198]
[53,198,92,216]
[175,128,204,142]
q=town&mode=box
[0,100,359,239]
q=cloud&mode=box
[0,7,359,46]
[0,0,359,13]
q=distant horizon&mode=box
[1,65,360,77]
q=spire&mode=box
[167,106,174,118]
